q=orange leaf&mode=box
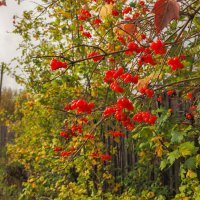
[137,73,162,90]
[152,0,180,33]
[114,21,137,36]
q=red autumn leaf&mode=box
[0,0,6,6]
[152,0,180,33]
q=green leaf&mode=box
[168,150,180,165]
[179,142,197,157]
[184,157,196,169]
[197,102,200,112]
[160,159,168,170]
[171,130,184,143]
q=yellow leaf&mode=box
[182,197,189,200]
[91,159,97,166]
[139,151,145,157]
[91,90,97,97]
[155,145,163,157]
[35,156,40,161]
[28,178,35,183]
[152,135,162,143]
[113,183,121,192]
[103,172,112,180]
[147,192,155,198]
[186,170,197,179]
[196,154,200,166]
[99,4,113,20]
[114,137,120,143]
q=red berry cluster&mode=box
[87,51,104,62]
[122,6,132,16]
[103,98,135,130]
[93,18,102,26]
[117,98,134,111]
[125,42,141,55]
[71,124,83,134]
[82,31,92,38]
[138,0,145,6]
[138,53,156,66]
[110,131,125,137]
[112,9,120,16]
[60,125,82,139]
[79,117,88,123]
[50,58,68,71]
[79,24,84,31]
[84,133,94,139]
[90,152,111,161]
[54,145,76,157]
[60,151,71,157]
[101,154,111,161]
[150,39,166,55]
[53,146,63,152]
[65,99,95,114]
[117,36,126,45]
[104,67,139,93]
[110,81,124,93]
[133,111,157,125]
[139,87,154,98]
[167,57,184,70]
[105,0,115,4]
[78,9,91,21]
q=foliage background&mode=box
[0,0,200,199]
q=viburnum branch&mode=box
[68,116,105,163]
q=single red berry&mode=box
[133,12,140,18]
[186,92,192,100]
[108,57,115,62]
[167,90,174,96]
[139,0,145,6]
[191,105,196,111]
[186,113,194,120]
[157,96,162,103]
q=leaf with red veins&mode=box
[152,0,180,33]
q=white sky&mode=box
[0,0,35,90]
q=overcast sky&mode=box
[0,0,35,90]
